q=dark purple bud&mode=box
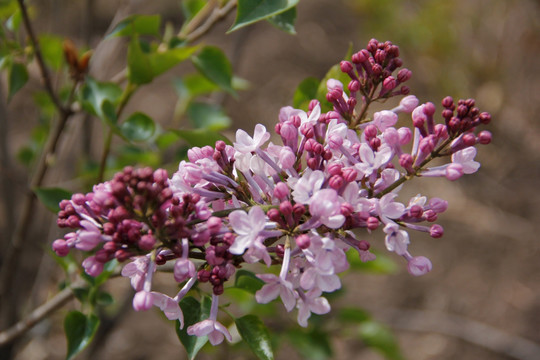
[340,60,354,74]
[478,131,492,144]
[71,193,86,205]
[348,80,360,92]
[280,201,293,216]
[375,49,386,64]
[382,76,397,91]
[139,234,156,251]
[424,210,438,222]
[372,63,382,76]
[430,224,444,238]
[400,86,410,95]
[95,249,112,263]
[442,96,454,109]
[213,284,224,295]
[295,234,311,250]
[198,269,211,282]
[399,153,414,170]
[342,167,358,182]
[292,203,306,217]
[462,133,476,147]
[308,100,320,111]
[341,202,354,217]
[115,249,132,262]
[358,240,370,251]
[479,112,491,124]
[276,244,285,258]
[267,208,281,222]
[397,68,412,83]
[367,216,379,230]
[52,239,70,257]
[364,124,378,139]
[329,175,344,190]
[409,204,423,218]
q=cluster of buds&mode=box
[53,39,492,345]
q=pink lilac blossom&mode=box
[53,38,492,342]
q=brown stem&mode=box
[16,0,67,115]
[185,0,238,43]
[0,279,83,346]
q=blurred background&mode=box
[1,0,539,359]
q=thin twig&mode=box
[0,280,83,346]
[185,0,238,43]
[16,0,67,115]
[0,0,76,332]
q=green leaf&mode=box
[181,0,206,21]
[96,291,114,306]
[120,112,156,142]
[235,269,264,294]
[128,37,198,85]
[8,62,28,100]
[235,315,274,360]
[287,328,332,360]
[346,250,398,274]
[107,14,161,38]
[64,311,100,360]
[39,34,64,70]
[187,102,231,131]
[293,77,319,110]
[337,307,371,324]
[81,77,123,120]
[176,296,211,360]
[34,187,72,212]
[230,0,299,32]
[267,7,296,34]
[6,8,21,32]
[359,320,405,360]
[174,74,219,99]
[172,128,229,148]
[149,46,199,78]
[191,46,236,96]
[127,37,154,85]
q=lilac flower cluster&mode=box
[53,39,491,345]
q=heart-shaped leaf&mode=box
[176,296,211,360]
[191,46,236,96]
[229,0,299,32]
[34,187,72,212]
[120,112,156,142]
[64,311,100,360]
[235,315,274,360]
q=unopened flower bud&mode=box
[52,239,70,257]
[445,163,463,181]
[279,201,293,216]
[340,60,354,74]
[407,256,432,276]
[430,224,444,238]
[133,291,153,311]
[428,198,448,213]
[478,131,492,144]
[342,167,358,182]
[273,182,290,200]
[139,234,156,251]
[296,234,311,249]
[367,216,379,230]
